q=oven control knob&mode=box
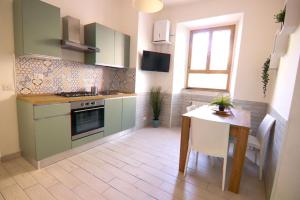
[85,102,90,106]
[91,102,95,105]
[81,103,84,106]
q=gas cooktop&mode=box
[56,92,97,97]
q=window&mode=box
[186,25,235,91]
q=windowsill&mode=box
[181,88,230,96]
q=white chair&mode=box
[184,117,230,191]
[186,101,209,162]
[248,114,275,180]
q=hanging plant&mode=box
[261,57,270,97]
[274,7,286,29]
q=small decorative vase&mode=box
[152,120,160,128]
[219,105,225,112]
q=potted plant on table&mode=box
[150,87,163,128]
[210,95,234,112]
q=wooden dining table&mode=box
[179,106,251,193]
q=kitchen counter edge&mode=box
[17,93,137,105]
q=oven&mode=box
[71,100,104,140]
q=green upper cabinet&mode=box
[13,0,61,58]
[84,23,115,66]
[104,98,123,136]
[84,23,130,68]
[115,32,130,68]
[122,97,136,131]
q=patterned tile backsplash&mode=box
[15,57,135,95]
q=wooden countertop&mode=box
[17,93,137,105]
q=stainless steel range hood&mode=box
[61,16,99,53]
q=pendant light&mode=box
[133,0,164,13]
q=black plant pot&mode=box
[219,105,225,112]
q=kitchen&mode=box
[11,0,138,168]
[1,0,300,199]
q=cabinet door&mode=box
[21,0,61,57]
[35,115,71,160]
[84,23,97,65]
[95,24,115,66]
[115,32,130,68]
[104,98,122,136]
[122,97,136,130]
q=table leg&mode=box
[179,116,191,172]
[228,127,249,193]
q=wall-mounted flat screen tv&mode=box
[141,50,171,72]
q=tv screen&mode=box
[141,50,170,72]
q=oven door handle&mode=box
[73,106,104,113]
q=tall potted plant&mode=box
[150,87,163,128]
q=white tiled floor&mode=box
[0,128,265,200]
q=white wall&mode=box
[135,13,155,93]
[271,59,300,199]
[141,0,283,101]
[270,25,300,200]
[0,0,20,157]
[271,26,300,119]
[135,13,174,93]
[172,24,189,94]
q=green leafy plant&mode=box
[150,87,163,120]
[274,7,286,27]
[261,57,270,97]
[210,95,233,111]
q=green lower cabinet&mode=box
[72,132,104,148]
[35,115,71,160]
[104,98,123,136]
[122,97,136,130]
[17,96,136,163]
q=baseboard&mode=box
[0,152,21,162]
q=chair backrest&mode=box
[190,117,230,157]
[257,114,276,151]
[186,101,208,112]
